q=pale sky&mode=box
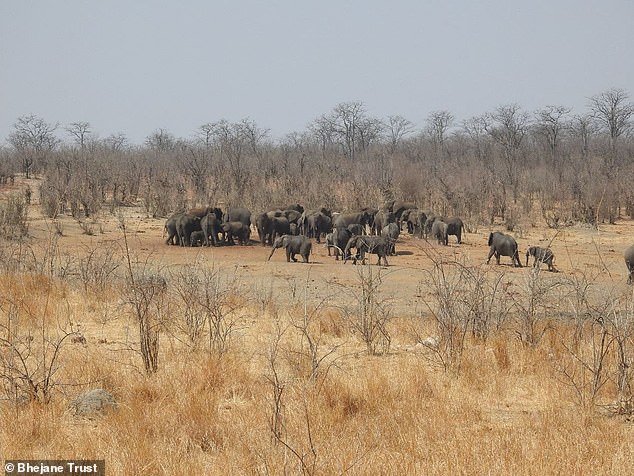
[1,1,632,144]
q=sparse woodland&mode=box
[1,89,634,474]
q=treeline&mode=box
[1,88,633,227]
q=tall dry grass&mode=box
[1,256,634,475]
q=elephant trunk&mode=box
[267,248,276,261]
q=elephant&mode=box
[624,245,634,284]
[389,201,417,221]
[306,212,333,243]
[190,230,206,247]
[253,212,274,246]
[347,223,364,236]
[283,209,303,226]
[176,214,202,247]
[425,216,464,243]
[270,216,291,243]
[407,210,428,238]
[344,235,390,266]
[332,211,372,230]
[431,220,448,246]
[325,232,335,256]
[164,212,184,245]
[221,221,251,245]
[360,206,379,234]
[381,222,400,255]
[487,232,522,267]
[526,246,556,272]
[373,211,396,235]
[223,207,252,228]
[330,226,353,260]
[300,208,332,236]
[188,206,223,220]
[268,235,312,263]
[399,208,418,233]
[289,223,298,236]
[200,213,222,246]
[444,217,465,244]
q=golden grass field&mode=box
[2,179,634,475]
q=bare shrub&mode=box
[171,264,244,355]
[77,242,122,294]
[0,193,29,240]
[333,266,393,355]
[0,274,79,403]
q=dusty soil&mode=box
[15,174,634,319]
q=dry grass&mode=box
[1,266,634,476]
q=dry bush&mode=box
[0,193,29,240]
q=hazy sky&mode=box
[1,1,632,144]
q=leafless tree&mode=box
[66,121,92,149]
[534,105,571,167]
[8,114,59,178]
[589,87,634,154]
[146,128,176,152]
[426,110,454,151]
[386,115,414,153]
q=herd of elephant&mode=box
[163,201,634,281]
[162,200,471,265]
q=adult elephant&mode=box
[332,211,372,230]
[381,222,400,255]
[200,213,222,246]
[164,212,184,245]
[188,206,223,220]
[270,216,291,244]
[487,232,522,267]
[431,220,448,246]
[391,200,417,222]
[400,208,418,233]
[372,211,396,235]
[407,210,428,238]
[344,235,390,266]
[176,214,202,247]
[329,226,353,260]
[624,245,634,284]
[223,207,252,228]
[268,235,312,263]
[252,212,274,246]
[360,206,379,234]
[221,221,251,245]
[444,217,465,244]
[300,208,332,236]
[306,212,332,243]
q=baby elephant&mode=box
[526,246,556,272]
[189,230,206,247]
[268,235,312,263]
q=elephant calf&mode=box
[190,230,206,247]
[431,220,448,246]
[526,246,556,272]
[268,235,312,263]
[221,221,251,245]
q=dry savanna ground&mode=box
[1,178,634,475]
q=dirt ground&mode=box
[16,174,634,319]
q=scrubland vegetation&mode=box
[1,88,634,474]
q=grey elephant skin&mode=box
[190,230,206,247]
[526,246,556,271]
[164,212,183,245]
[221,221,250,245]
[625,245,634,284]
[332,211,372,231]
[373,211,396,235]
[431,220,448,245]
[344,235,390,266]
[268,235,312,263]
[200,213,222,246]
[176,214,202,247]
[381,223,400,255]
[328,226,353,260]
[223,207,252,228]
[487,232,522,267]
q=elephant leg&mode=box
[486,247,495,264]
[495,251,501,265]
